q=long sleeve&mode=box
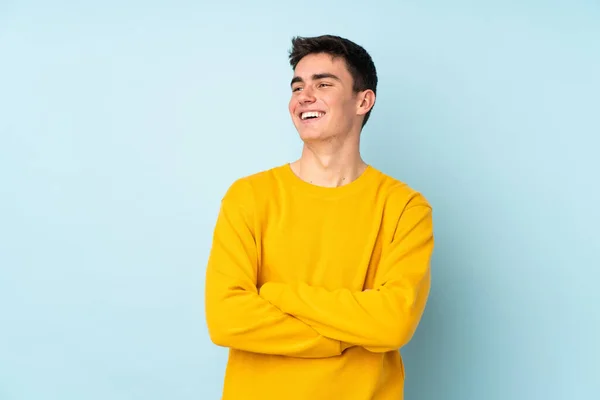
[259,203,433,353]
[204,179,344,358]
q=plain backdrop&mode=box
[1,1,599,399]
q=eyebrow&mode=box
[290,73,341,87]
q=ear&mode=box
[355,89,376,117]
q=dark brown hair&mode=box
[288,34,378,127]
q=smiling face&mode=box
[289,53,370,143]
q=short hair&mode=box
[288,34,378,127]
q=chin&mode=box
[297,128,329,142]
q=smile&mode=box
[300,111,325,120]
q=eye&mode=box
[318,82,331,88]
[292,86,302,92]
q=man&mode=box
[205,34,433,400]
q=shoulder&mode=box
[369,167,431,212]
[369,168,433,241]
[221,164,287,207]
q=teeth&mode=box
[301,111,324,120]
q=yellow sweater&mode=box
[205,164,433,400]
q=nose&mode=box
[297,87,316,104]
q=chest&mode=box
[255,197,394,291]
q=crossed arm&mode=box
[204,181,343,358]
[204,180,433,357]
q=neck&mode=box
[290,136,368,188]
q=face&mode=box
[288,53,371,142]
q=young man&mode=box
[205,35,434,400]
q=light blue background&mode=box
[1,1,599,399]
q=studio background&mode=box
[1,1,599,399]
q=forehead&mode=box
[293,53,351,81]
